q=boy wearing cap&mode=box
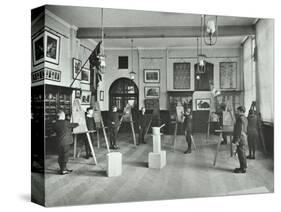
[183,107,193,154]
[54,110,79,175]
[232,106,248,174]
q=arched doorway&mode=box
[109,78,139,112]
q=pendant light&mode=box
[129,39,136,80]
[204,15,218,46]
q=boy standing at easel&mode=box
[183,107,193,154]
[247,109,259,159]
[232,106,248,174]
[54,110,79,175]
[108,105,120,150]
[138,107,146,145]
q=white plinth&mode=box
[148,150,166,169]
[152,134,162,153]
[106,152,122,177]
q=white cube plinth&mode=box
[148,150,166,169]
[106,152,122,177]
[152,134,161,153]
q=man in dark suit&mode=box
[108,105,120,149]
[138,107,147,145]
[232,106,248,174]
[54,110,79,175]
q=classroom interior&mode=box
[31,5,274,207]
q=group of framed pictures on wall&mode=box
[143,69,160,98]
[32,29,61,82]
[72,58,91,84]
[75,89,91,105]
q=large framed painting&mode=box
[196,98,211,111]
[173,62,191,89]
[144,69,160,83]
[144,86,160,98]
[81,68,90,84]
[32,30,61,66]
[72,58,82,80]
[81,90,91,105]
[220,62,237,89]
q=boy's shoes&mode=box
[221,141,227,145]
[184,149,192,154]
[246,155,256,160]
[233,168,246,173]
[60,169,71,175]
[109,145,115,150]
[114,145,120,149]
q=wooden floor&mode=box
[35,133,274,207]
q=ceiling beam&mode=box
[77,25,255,39]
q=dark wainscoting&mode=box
[262,123,274,155]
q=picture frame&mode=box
[144,86,160,98]
[73,58,82,80]
[100,90,104,101]
[75,89,82,99]
[144,69,160,83]
[81,68,90,84]
[31,68,61,83]
[173,63,191,89]
[196,98,211,111]
[32,30,61,66]
[81,90,91,105]
[219,62,237,89]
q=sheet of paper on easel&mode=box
[93,102,102,128]
[223,111,233,126]
[176,105,184,123]
[72,99,88,134]
[122,104,131,122]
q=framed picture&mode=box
[81,90,91,105]
[144,86,160,98]
[196,98,211,111]
[173,63,191,89]
[100,90,104,101]
[75,89,81,99]
[32,30,61,66]
[73,58,82,80]
[81,68,90,84]
[32,32,44,66]
[144,69,160,83]
[219,62,237,89]
[31,68,61,83]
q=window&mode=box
[118,56,128,69]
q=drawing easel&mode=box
[116,103,137,146]
[72,99,98,165]
[249,101,267,154]
[213,100,235,166]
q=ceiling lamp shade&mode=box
[204,15,218,46]
[129,39,136,80]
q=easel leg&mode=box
[101,122,110,153]
[191,134,197,151]
[131,121,137,146]
[230,136,233,157]
[173,122,178,152]
[213,132,222,166]
[97,129,100,149]
[73,134,77,159]
[86,132,98,165]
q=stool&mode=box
[106,152,122,177]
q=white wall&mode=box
[256,19,274,122]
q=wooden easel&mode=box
[213,100,235,166]
[249,101,267,154]
[92,101,110,152]
[116,104,137,146]
[72,99,98,165]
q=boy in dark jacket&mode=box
[232,106,248,174]
[54,110,79,175]
[108,106,120,149]
[183,108,193,154]
[84,107,96,159]
[138,107,147,145]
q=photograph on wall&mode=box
[81,68,90,84]
[144,86,160,98]
[220,62,237,89]
[72,58,82,80]
[173,62,191,89]
[144,69,160,83]
[81,90,91,104]
[196,98,211,110]
[31,4,274,208]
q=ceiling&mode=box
[45,5,257,48]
